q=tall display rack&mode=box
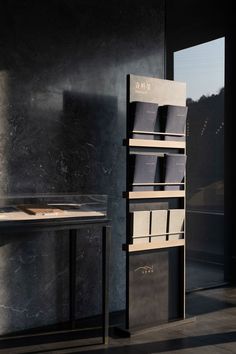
[121,74,192,335]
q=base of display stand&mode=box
[114,316,196,338]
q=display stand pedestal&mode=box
[115,316,196,338]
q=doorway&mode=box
[174,38,225,291]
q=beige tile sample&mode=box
[130,211,150,237]
[168,209,185,240]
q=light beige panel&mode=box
[151,210,168,236]
[129,74,186,106]
[168,209,185,240]
[124,239,185,252]
[128,191,185,199]
[133,237,149,244]
[130,211,150,237]
[128,139,185,149]
[151,235,167,242]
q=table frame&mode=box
[0,217,111,347]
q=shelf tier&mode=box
[124,191,185,199]
[123,239,185,252]
[125,139,185,149]
[132,231,185,238]
[132,182,184,186]
[132,130,185,137]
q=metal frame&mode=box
[0,217,111,347]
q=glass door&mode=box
[174,38,225,291]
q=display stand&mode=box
[119,74,194,336]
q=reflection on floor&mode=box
[0,287,236,353]
[186,258,225,291]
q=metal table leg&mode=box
[69,228,77,329]
[102,225,111,345]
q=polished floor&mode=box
[186,259,225,291]
[0,286,236,354]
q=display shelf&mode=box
[125,138,185,149]
[123,239,185,252]
[124,191,185,199]
[121,74,187,334]
[132,231,185,238]
[0,194,108,223]
[132,182,184,186]
[132,130,185,137]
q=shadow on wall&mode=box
[0,47,119,334]
[62,91,118,319]
[62,91,117,195]
[0,89,118,335]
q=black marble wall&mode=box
[0,0,165,334]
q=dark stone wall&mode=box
[0,0,165,334]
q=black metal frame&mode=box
[0,217,111,347]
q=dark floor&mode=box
[186,259,225,291]
[0,286,236,354]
